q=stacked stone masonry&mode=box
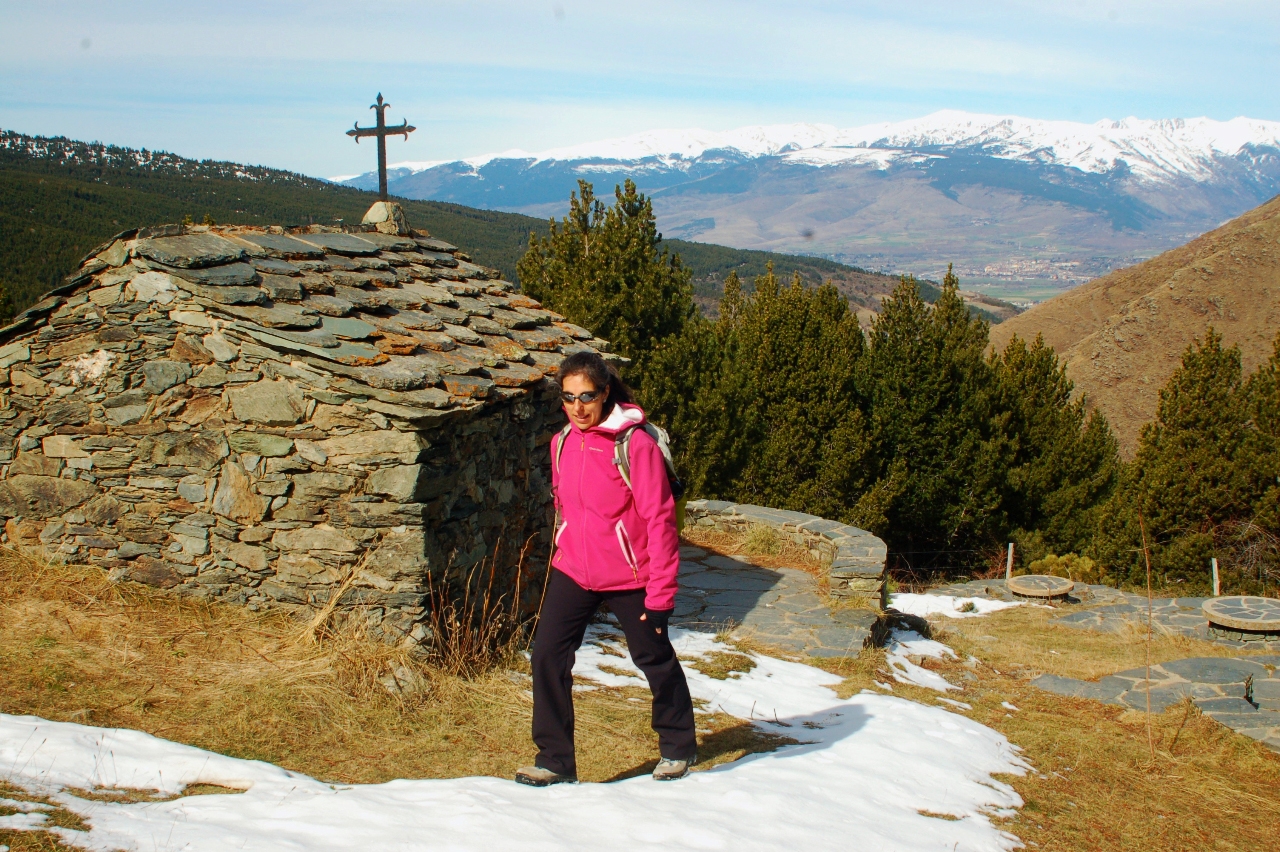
[0,221,618,646]
[684,500,888,603]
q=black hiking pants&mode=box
[531,569,697,777]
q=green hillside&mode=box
[0,130,967,319]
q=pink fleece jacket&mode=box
[550,402,681,611]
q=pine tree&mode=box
[639,306,724,492]
[859,268,1010,564]
[725,268,874,520]
[1096,330,1255,586]
[1238,333,1280,583]
[994,333,1119,560]
[1243,334,1280,513]
[517,179,694,389]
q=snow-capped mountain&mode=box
[338,111,1280,186]
[336,111,1280,290]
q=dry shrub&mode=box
[969,545,1015,581]
[1023,552,1111,584]
[421,535,539,678]
[741,524,782,556]
[1216,520,1280,595]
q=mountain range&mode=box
[338,111,1280,298]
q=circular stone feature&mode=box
[1008,574,1075,599]
[1202,596,1280,633]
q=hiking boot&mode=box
[515,766,577,787]
[652,757,693,781]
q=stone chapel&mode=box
[0,205,611,645]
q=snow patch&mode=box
[886,629,960,692]
[890,593,1025,619]
[574,623,843,726]
[0,627,1029,851]
[938,698,974,711]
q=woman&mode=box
[516,351,696,786]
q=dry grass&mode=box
[939,602,1255,681]
[827,604,1280,851]
[682,526,825,577]
[688,651,757,681]
[8,542,1279,852]
[0,548,786,800]
[0,780,89,852]
[0,831,84,852]
[741,524,783,556]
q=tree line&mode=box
[520,180,1280,595]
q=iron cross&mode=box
[347,93,416,201]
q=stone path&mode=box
[1033,657,1280,753]
[920,579,1280,751]
[672,546,876,657]
[927,578,1280,650]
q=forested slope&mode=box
[0,130,924,317]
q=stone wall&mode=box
[0,342,564,647]
[684,500,888,605]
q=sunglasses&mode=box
[561,390,603,404]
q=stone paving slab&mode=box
[673,547,875,657]
[1203,596,1280,632]
[1031,656,1280,752]
[927,579,1280,650]
[916,581,1280,749]
[1159,657,1270,683]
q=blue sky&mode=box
[2,1,1277,178]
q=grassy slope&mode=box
[0,131,939,319]
[3,539,1278,852]
[990,192,1280,454]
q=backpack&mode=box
[554,421,686,499]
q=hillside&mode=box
[990,192,1280,455]
[0,130,938,319]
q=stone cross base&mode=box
[362,201,410,236]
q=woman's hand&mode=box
[639,608,674,635]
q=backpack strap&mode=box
[613,422,686,496]
[613,425,638,490]
[553,423,572,476]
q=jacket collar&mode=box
[569,402,646,437]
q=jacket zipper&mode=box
[616,520,639,582]
[577,432,590,589]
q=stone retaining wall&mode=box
[684,500,888,604]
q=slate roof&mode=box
[3,223,616,424]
